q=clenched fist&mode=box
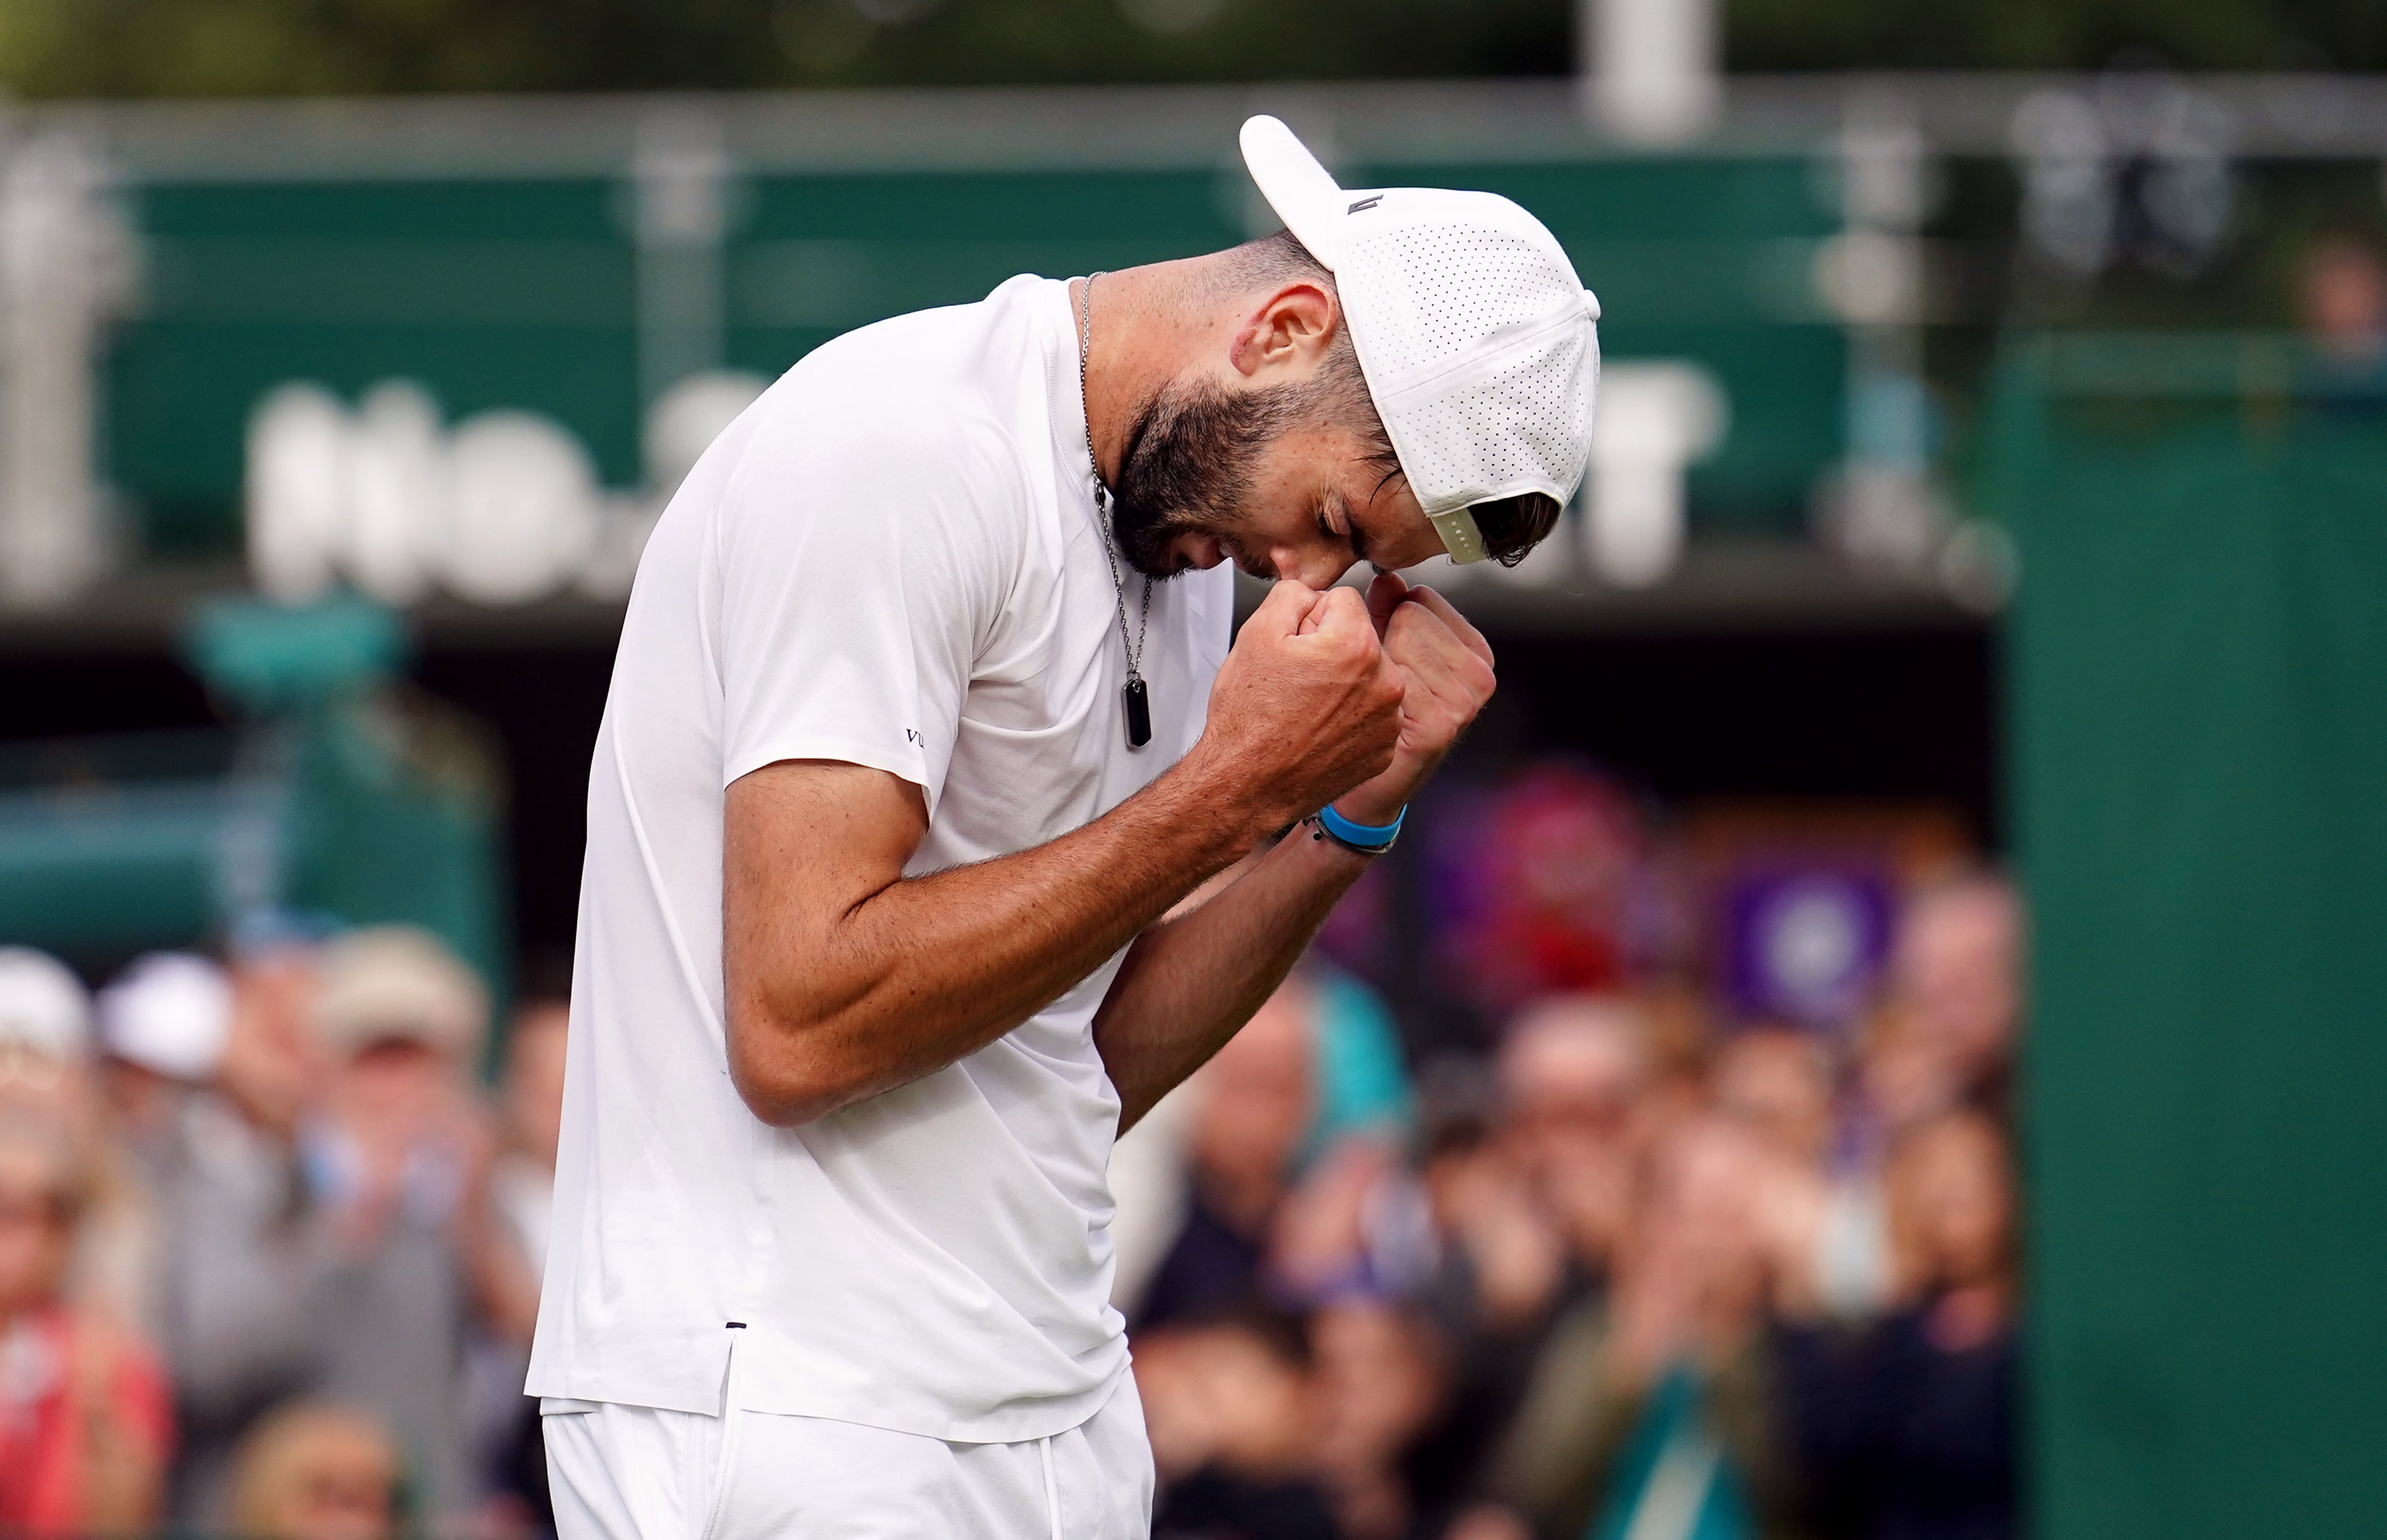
[1328,572,1498,826]
[1193,580,1404,836]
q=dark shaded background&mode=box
[0,625,1996,965]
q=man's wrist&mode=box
[1308,803,1404,857]
[1331,788,1411,828]
[1169,740,1301,853]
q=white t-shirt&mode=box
[526,276,1234,1442]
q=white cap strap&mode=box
[1428,505,1489,565]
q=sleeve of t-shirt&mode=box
[714,395,1021,820]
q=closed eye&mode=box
[1333,491,1372,564]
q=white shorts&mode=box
[542,1373,1154,1540]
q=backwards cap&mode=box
[1239,116,1601,565]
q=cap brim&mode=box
[1239,115,1350,268]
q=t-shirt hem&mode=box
[525,1367,722,1418]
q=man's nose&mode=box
[1271,544,1351,590]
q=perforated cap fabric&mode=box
[1240,116,1601,561]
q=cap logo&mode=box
[1346,196,1383,214]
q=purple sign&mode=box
[1722,865,1894,1029]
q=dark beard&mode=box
[1107,374,1303,580]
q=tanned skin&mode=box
[723,258,1499,1132]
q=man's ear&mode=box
[1228,282,1338,381]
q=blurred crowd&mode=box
[0,809,2022,1540]
[1116,867,2023,1540]
[0,926,566,1538]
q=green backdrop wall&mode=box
[1996,343,2387,1536]
[108,152,1843,559]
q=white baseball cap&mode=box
[1239,114,1601,565]
[97,952,234,1082]
[0,947,92,1063]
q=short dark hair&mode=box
[1219,230,1564,568]
[1470,490,1566,567]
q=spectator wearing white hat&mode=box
[0,948,165,1346]
[65,952,246,1356]
[95,952,236,1145]
[0,947,95,1125]
[137,940,337,1527]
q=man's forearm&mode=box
[1087,580,1499,1130]
[725,752,1269,1124]
[728,577,1414,1126]
[1092,819,1375,1130]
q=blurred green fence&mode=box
[110,145,1843,558]
[1990,333,2387,1539]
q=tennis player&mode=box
[529,115,1600,1538]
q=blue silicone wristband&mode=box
[1318,802,1406,849]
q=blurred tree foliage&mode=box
[0,0,1559,95]
[1731,0,2387,72]
[0,0,2381,98]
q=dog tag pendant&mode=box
[1123,675,1152,749]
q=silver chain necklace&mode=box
[1077,271,1154,749]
